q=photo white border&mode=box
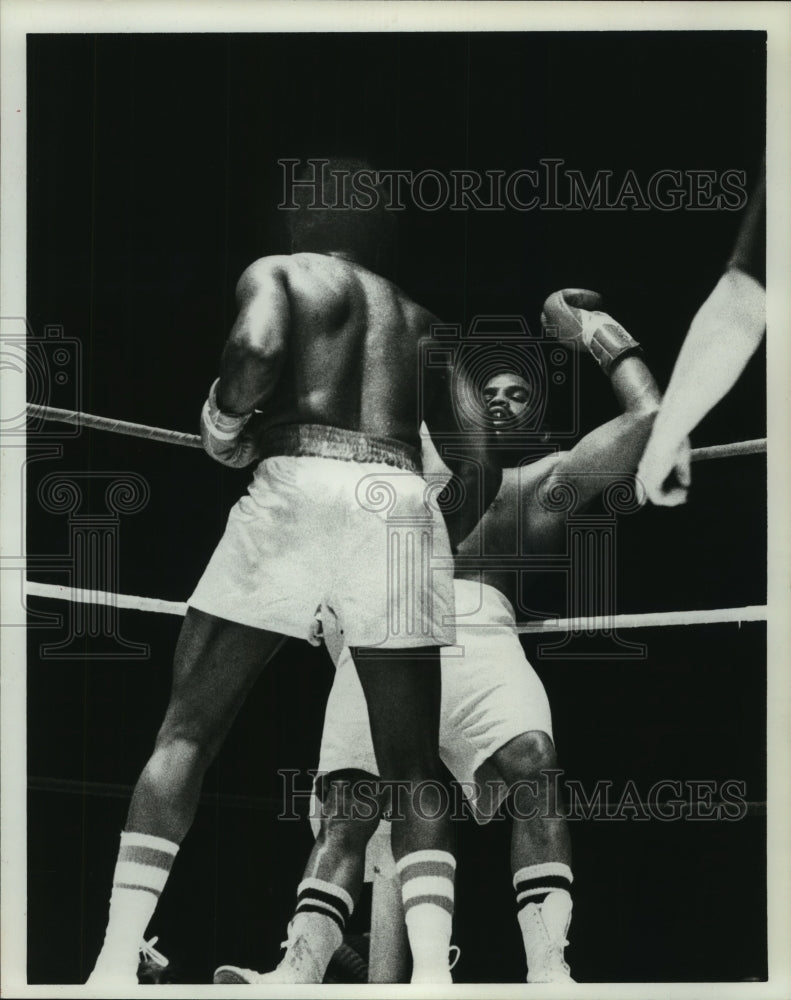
[2,3,789,998]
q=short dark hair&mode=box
[286,158,397,275]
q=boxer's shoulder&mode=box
[515,452,566,492]
[234,255,291,300]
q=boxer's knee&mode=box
[316,811,380,856]
[494,730,558,787]
[151,713,221,782]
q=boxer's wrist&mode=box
[201,378,258,465]
[203,378,253,439]
[541,290,642,377]
[584,314,642,377]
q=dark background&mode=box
[25,32,766,984]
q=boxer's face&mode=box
[483,373,532,428]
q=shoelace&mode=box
[278,918,297,953]
[449,945,461,971]
[549,941,570,973]
[139,936,169,969]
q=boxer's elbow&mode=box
[225,327,284,374]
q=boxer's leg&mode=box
[492,732,574,983]
[352,649,455,984]
[215,773,385,984]
[127,609,286,838]
[89,609,286,985]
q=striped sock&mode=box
[272,878,352,982]
[89,831,179,981]
[396,850,456,983]
[513,861,573,911]
[295,877,353,933]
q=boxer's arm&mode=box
[200,259,289,466]
[217,259,290,414]
[526,291,661,545]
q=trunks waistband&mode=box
[258,423,422,474]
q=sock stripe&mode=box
[294,896,347,925]
[114,860,171,894]
[403,894,454,916]
[515,875,572,897]
[297,878,354,916]
[118,845,177,870]
[113,882,161,899]
[396,850,456,874]
[512,862,572,890]
[294,902,345,932]
[120,831,179,856]
[398,860,455,882]
[402,876,454,904]
[296,891,350,927]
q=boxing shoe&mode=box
[214,921,326,984]
[410,944,461,985]
[86,936,169,988]
[522,891,576,984]
[541,288,641,376]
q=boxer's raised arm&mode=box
[525,291,661,547]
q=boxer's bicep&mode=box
[539,411,656,514]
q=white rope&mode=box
[515,605,766,633]
[26,403,202,448]
[25,580,765,632]
[688,438,766,462]
[26,403,765,463]
[24,580,187,616]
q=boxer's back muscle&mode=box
[252,253,436,448]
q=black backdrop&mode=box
[26,32,766,984]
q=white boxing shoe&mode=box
[410,944,461,985]
[86,936,169,988]
[214,923,324,984]
[523,891,576,983]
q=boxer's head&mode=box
[482,371,534,429]
[287,158,397,277]
[479,369,552,463]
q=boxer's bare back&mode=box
[219,252,443,448]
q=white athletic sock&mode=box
[88,831,179,983]
[396,850,456,984]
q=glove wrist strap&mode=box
[586,318,642,377]
[203,378,252,440]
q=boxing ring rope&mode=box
[25,402,767,462]
[24,402,768,632]
[24,579,767,632]
[26,403,203,448]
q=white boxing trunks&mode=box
[314,578,554,831]
[188,425,455,649]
